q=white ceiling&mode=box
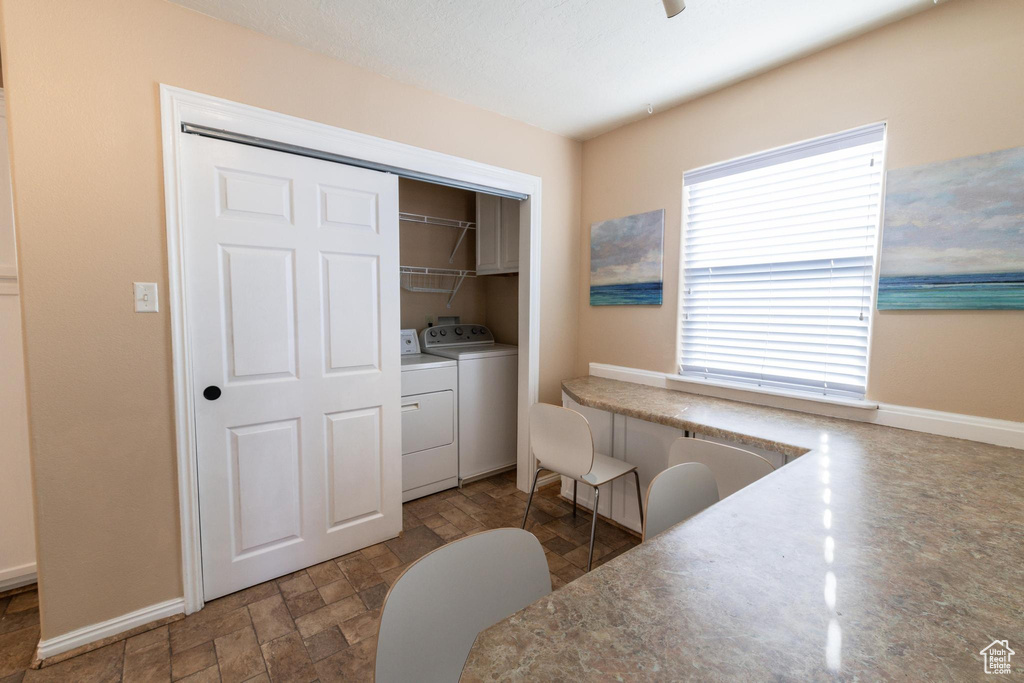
[170,0,938,140]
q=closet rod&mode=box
[181,123,529,200]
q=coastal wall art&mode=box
[590,209,664,305]
[878,146,1024,310]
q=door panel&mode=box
[230,419,301,554]
[325,407,382,528]
[222,246,298,381]
[182,134,401,600]
[217,168,293,224]
[322,253,379,373]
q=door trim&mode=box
[159,85,543,614]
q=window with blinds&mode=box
[679,124,886,399]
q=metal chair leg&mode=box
[587,486,600,572]
[521,466,542,529]
[633,470,644,530]
[572,480,578,518]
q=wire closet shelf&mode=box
[399,266,476,309]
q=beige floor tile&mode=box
[544,550,570,573]
[248,595,294,645]
[122,640,171,683]
[175,665,219,683]
[367,549,402,573]
[377,565,408,587]
[336,556,382,592]
[418,514,447,529]
[562,541,614,569]
[260,631,316,683]
[126,625,169,654]
[358,543,390,560]
[169,606,251,654]
[312,636,376,683]
[338,610,379,647]
[384,526,445,564]
[447,495,485,517]
[170,641,217,681]
[317,578,355,605]
[292,596,366,639]
[302,626,347,663]
[432,523,464,542]
[282,590,323,621]
[277,575,315,602]
[0,609,38,636]
[305,561,344,588]
[24,641,124,683]
[437,507,484,534]
[3,595,37,615]
[0,626,40,678]
[356,584,388,611]
[213,627,264,683]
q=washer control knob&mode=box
[455,327,463,335]
[429,329,437,338]
[439,329,447,336]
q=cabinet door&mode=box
[475,193,501,274]
[619,417,682,532]
[499,197,520,272]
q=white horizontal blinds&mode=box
[680,124,885,398]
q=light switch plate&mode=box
[134,282,159,313]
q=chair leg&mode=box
[587,486,600,572]
[572,480,578,518]
[521,466,542,529]
[633,470,644,531]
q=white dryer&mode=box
[400,329,458,501]
[420,324,518,481]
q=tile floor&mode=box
[0,470,639,682]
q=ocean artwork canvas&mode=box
[877,146,1024,310]
[590,209,664,306]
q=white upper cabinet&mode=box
[476,193,520,274]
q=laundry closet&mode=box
[397,179,520,502]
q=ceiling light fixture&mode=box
[663,0,686,18]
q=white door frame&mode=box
[160,85,542,614]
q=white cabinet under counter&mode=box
[560,390,787,533]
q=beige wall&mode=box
[0,0,581,638]
[578,0,1024,422]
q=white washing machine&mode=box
[400,330,458,501]
[420,324,518,481]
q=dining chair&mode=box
[642,462,720,541]
[375,528,551,683]
[521,403,643,571]
[668,437,775,499]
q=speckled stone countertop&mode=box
[462,376,1024,680]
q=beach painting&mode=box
[878,146,1024,310]
[590,209,664,306]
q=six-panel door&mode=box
[180,134,401,600]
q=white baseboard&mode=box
[871,402,1024,450]
[36,597,185,660]
[588,362,1024,451]
[0,563,37,592]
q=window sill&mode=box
[666,374,879,411]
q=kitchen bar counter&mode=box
[462,376,1023,680]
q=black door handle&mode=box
[203,386,222,401]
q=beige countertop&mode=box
[462,376,1023,680]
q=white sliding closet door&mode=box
[180,134,401,600]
